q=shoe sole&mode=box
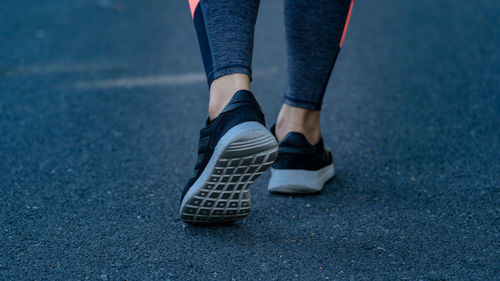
[180,122,278,225]
[267,163,335,194]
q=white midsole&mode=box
[268,163,335,194]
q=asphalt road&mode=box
[1,0,499,280]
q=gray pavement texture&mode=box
[1,0,499,280]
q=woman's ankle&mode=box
[275,104,321,145]
[208,73,251,120]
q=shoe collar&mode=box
[206,90,263,126]
[270,124,325,150]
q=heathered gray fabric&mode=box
[195,0,351,109]
[199,0,260,85]
[284,0,352,110]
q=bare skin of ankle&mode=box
[275,104,321,145]
[209,73,251,120]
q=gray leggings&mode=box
[189,0,353,110]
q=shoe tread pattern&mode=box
[180,133,278,225]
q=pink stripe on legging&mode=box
[339,0,354,48]
[188,0,200,18]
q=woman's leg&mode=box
[276,0,354,144]
[189,0,260,119]
[181,0,279,225]
[268,0,354,194]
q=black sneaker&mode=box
[180,90,278,225]
[267,125,335,194]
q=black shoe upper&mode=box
[271,125,332,171]
[181,90,265,202]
